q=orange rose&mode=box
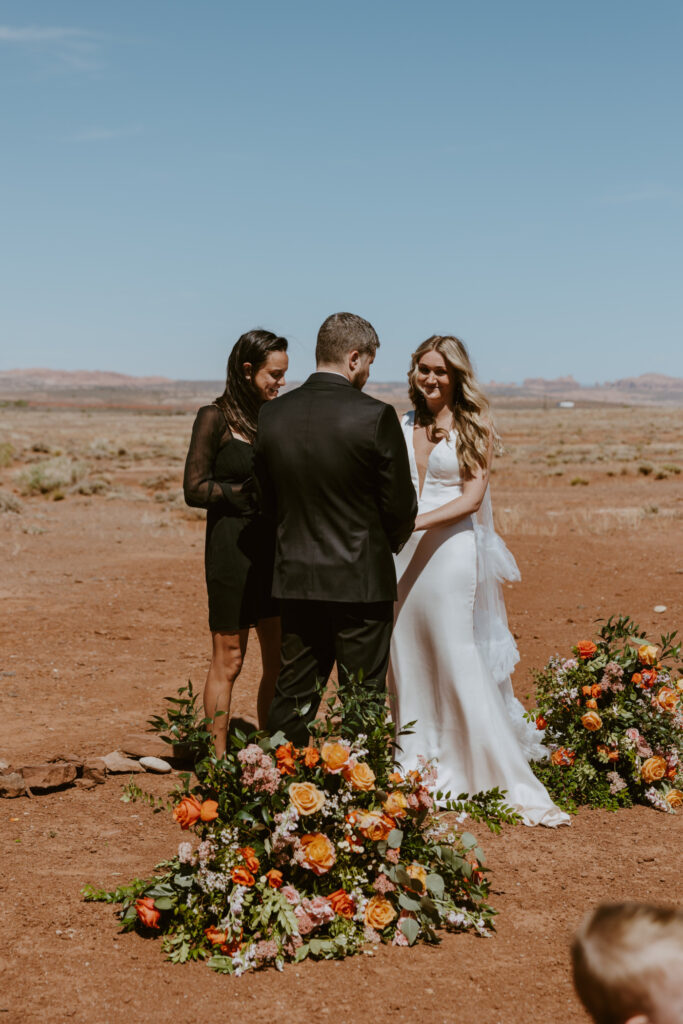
[585,698,598,709]
[343,761,376,791]
[577,641,598,660]
[135,897,160,929]
[220,936,241,955]
[656,688,679,713]
[641,756,667,784]
[265,869,283,889]
[535,716,547,730]
[631,673,643,686]
[173,795,203,830]
[276,743,298,776]
[581,686,593,697]
[301,745,320,768]
[200,799,219,823]
[388,771,404,786]
[328,888,356,919]
[591,684,601,698]
[597,744,619,763]
[664,789,683,809]
[299,833,336,875]
[321,741,351,774]
[383,791,408,818]
[231,866,255,886]
[288,781,326,815]
[640,670,656,690]
[357,811,396,842]
[638,643,659,665]
[406,863,427,891]
[364,895,396,930]
[237,846,260,873]
[581,711,602,731]
[204,925,227,945]
[551,747,575,766]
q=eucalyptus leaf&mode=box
[426,873,444,898]
[387,829,403,849]
[400,917,420,945]
[460,831,478,850]
[398,892,422,912]
[153,896,174,911]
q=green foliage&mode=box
[147,679,213,769]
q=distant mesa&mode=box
[0,368,171,388]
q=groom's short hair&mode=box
[571,902,683,1024]
[316,312,380,365]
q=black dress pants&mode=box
[266,599,394,746]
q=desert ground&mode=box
[1,397,682,1024]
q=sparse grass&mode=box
[0,442,15,467]
[638,464,653,475]
[570,477,589,486]
[18,457,90,495]
[0,489,23,514]
[663,464,681,474]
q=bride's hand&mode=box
[414,514,427,532]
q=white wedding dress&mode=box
[388,412,569,827]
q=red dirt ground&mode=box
[1,404,682,1024]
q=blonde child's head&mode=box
[572,903,683,1024]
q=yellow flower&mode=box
[581,711,602,731]
[641,756,667,784]
[664,789,683,809]
[383,791,408,818]
[364,895,396,930]
[406,863,427,890]
[343,761,376,791]
[638,644,659,666]
[288,782,325,815]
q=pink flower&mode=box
[301,896,334,925]
[373,873,396,895]
[281,885,301,907]
[385,848,400,864]
[363,925,381,944]
[392,927,409,946]
[417,787,434,812]
[294,908,316,935]
[254,940,278,961]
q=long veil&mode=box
[473,488,547,761]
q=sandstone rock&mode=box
[140,756,172,774]
[48,753,84,771]
[102,751,143,774]
[76,777,98,790]
[0,772,26,798]
[82,758,107,785]
[0,759,10,772]
[120,732,170,759]
[21,762,77,790]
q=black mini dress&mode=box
[183,404,278,632]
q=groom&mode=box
[254,312,417,745]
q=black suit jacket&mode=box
[253,372,417,603]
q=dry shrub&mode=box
[0,442,15,467]
[0,489,23,514]
[18,456,89,495]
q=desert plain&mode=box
[1,391,682,1024]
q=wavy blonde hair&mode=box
[408,335,500,479]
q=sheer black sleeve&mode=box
[183,406,227,508]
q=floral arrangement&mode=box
[84,678,516,973]
[530,616,683,813]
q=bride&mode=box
[388,335,569,827]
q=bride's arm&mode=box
[414,433,493,532]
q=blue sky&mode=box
[1,1,681,383]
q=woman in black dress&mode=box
[183,330,288,757]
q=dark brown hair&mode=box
[214,329,288,443]
[316,312,379,366]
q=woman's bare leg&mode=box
[204,629,249,758]
[255,616,282,731]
